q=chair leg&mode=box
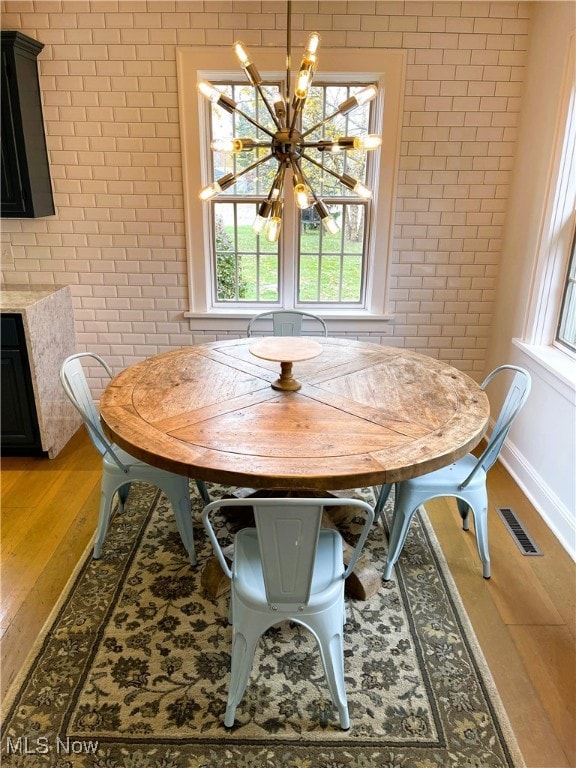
[93,472,118,559]
[225,627,261,727]
[117,482,131,514]
[308,605,350,729]
[457,497,471,531]
[195,479,211,505]
[467,490,491,579]
[383,494,420,580]
[162,478,196,566]
[374,483,393,523]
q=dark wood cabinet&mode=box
[0,314,44,454]
[1,31,54,218]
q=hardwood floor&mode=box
[1,428,574,767]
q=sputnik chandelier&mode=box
[196,2,382,243]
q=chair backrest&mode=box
[247,310,328,337]
[202,497,374,607]
[60,352,127,469]
[462,365,531,488]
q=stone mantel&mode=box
[1,284,81,457]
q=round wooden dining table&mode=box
[99,337,490,492]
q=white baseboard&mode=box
[499,440,575,562]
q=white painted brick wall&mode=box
[0,0,530,386]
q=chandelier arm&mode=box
[275,162,288,196]
[301,109,342,138]
[269,162,286,196]
[303,140,355,150]
[301,86,379,138]
[296,160,315,193]
[289,103,302,137]
[262,162,287,208]
[300,151,344,183]
[234,152,275,180]
[293,158,318,205]
[255,83,283,131]
[215,153,274,196]
[302,152,373,200]
[233,105,276,138]
[289,155,300,178]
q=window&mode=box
[208,81,374,307]
[177,46,405,329]
[522,34,576,364]
[557,222,576,352]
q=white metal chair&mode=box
[202,496,375,729]
[380,365,531,580]
[247,310,327,337]
[60,353,210,565]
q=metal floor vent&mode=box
[496,507,542,556]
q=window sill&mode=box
[513,338,576,400]
[185,311,395,335]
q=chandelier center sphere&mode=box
[272,128,303,162]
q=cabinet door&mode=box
[0,349,42,449]
[0,31,54,218]
[1,55,27,216]
[0,315,43,454]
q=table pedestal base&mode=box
[271,361,301,391]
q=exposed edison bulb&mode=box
[199,181,222,201]
[353,181,372,199]
[322,215,340,235]
[355,84,378,106]
[341,173,373,199]
[234,40,250,66]
[211,138,239,153]
[211,137,255,153]
[197,80,221,104]
[314,200,339,236]
[306,32,320,56]
[265,216,282,243]
[253,200,273,234]
[253,214,268,234]
[337,84,378,116]
[197,80,236,114]
[199,173,235,201]
[273,92,286,121]
[294,183,310,209]
[232,40,261,85]
[295,69,312,100]
[353,134,382,150]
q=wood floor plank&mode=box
[487,461,576,635]
[509,624,576,766]
[0,473,99,630]
[427,503,569,767]
[426,495,574,768]
[0,506,37,554]
[0,485,99,699]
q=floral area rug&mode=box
[1,483,524,767]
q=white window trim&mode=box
[177,46,405,332]
[520,33,576,377]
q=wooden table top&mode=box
[249,336,323,363]
[100,338,490,491]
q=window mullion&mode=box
[282,166,297,308]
